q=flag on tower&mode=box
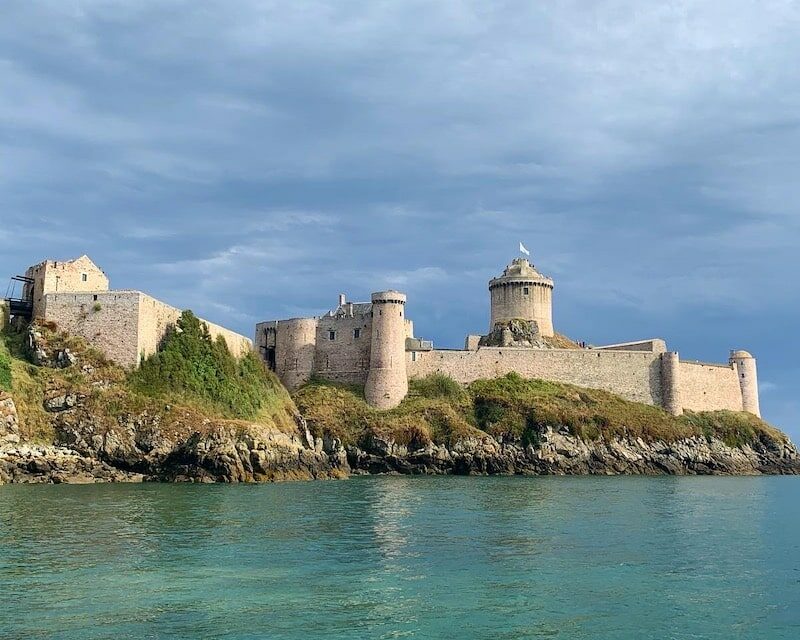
[519,242,530,256]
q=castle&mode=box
[255,257,760,417]
[2,256,251,366]
[2,254,760,418]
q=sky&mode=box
[2,1,799,438]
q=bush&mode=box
[0,350,11,391]
[129,310,288,420]
[409,373,467,402]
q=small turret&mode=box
[660,351,683,416]
[730,350,760,417]
[489,258,554,336]
[364,290,408,409]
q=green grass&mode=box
[682,410,787,449]
[0,341,12,392]
[294,375,482,448]
[1,327,56,441]
[295,371,789,450]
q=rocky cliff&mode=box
[345,428,799,476]
[1,323,798,484]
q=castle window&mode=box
[523,287,529,295]
[328,330,336,341]
[411,352,417,362]
[81,273,88,282]
[353,328,361,339]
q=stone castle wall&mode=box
[678,361,743,413]
[315,314,372,385]
[408,347,664,406]
[595,339,667,353]
[43,291,251,368]
[42,291,141,366]
[25,256,109,319]
[136,293,252,364]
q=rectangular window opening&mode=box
[81,273,88,282]
[353,328,361,339]
[523,287,529,295]
[328,330,336,341]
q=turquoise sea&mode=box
[1,477,799,639]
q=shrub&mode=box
[409,373,467,402]
[0,350,11,391]
[129,310,288,420]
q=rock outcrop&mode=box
[345,427,800,476]
[0,393,19,445]
[0,444,143,484]
[42,390,349,482]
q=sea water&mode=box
[1,477,798,639]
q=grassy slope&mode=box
[1,314,298,444]
[295,372,788,450]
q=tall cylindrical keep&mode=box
[660,351,683,416]
[730,350,761,417]
[489,258,554,336]
[365,291,408,409]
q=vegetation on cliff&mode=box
[295,372,787,450]
[0,341,12,392]
[1,314,298,444]
[129,311,292,424]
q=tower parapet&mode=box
[730,350,760,417]
[365,290,408,409]
[489,258,554,336]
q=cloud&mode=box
[2,0,800,437]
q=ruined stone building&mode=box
[5,255,251,367]
[256,258,760,417]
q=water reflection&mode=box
[1,477,798,640]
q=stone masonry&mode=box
[9,256,251,368]
[256,257,760,415]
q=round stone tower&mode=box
[489,258,554,336]
[730,350,761,417]
[365,290,408,409]
[275,318,318,390]
[660,351,683,416]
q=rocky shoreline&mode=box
[346,427,800,476]
[3,419,799,484]
[2,330,799,484]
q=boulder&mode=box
[0,394,19,444]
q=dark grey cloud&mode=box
[2,1,799,436]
